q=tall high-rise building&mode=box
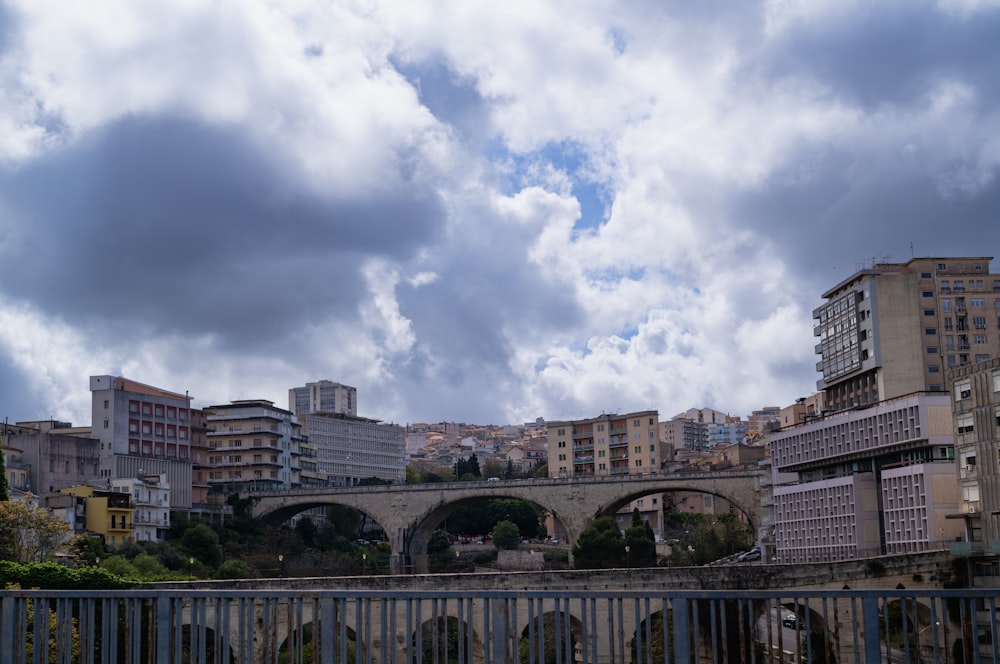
[814,256,1000,412]
[289,380,357,417]
[89,375,193,509]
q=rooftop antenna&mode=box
[910,242,914,258]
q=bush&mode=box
[0,560,132,589]
[217,559,260,579]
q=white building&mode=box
[111,473,171,542]
[289,380,357,417]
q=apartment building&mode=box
[60,484,134,550]
[111,473,171,543]
[547,411,661,477]
[289,380,357,418]
[948,358,1000,578]
[89,375,194,509]
[204,400,304,493]
[294,411,405,486]
[813,256,1000,412]
[547,411,662,536]
[1,420,101,494]
[771,392,962,563]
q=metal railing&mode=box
[1,586,999,663]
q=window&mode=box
[925,328,937,335]
[972,298,985,307]
[938,263,947,270]
[927,347,938,354]
[943,299,952,312]
[975,334,988,344]
[974,316,987,329]
[948,355,957,366]
[921,272,932,279]
[957,412,974,434]
[942,280,951,293]
[955,280,966,293]
[129,401,139,413]
[929,365,940,373]
[922,290,934,298]
[956,380,972,400]
[142,403,151,416]
[946,335,955,350]
[924,309,935,316]
[154,406,164,417]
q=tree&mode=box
[572,517,625,569]
[623,509,656,567]
[529,462,548,478]
[453,455,481,480]
[0,431,9,501]
[180,523,222,569]
[480,458,505,480]
[493,520,520,550]
[0,497,72,563]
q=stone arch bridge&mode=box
[244,469,767,573]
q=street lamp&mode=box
[625,545,631,568]
[188,556,194,580]
[362,552,367,575]
[278,554,284,578]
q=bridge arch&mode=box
[245,470,767,574]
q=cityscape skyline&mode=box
[2,2,999,427]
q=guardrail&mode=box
[1,586,997,663]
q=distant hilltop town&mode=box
[4,256,1000,581]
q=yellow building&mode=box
[60,485,134,550]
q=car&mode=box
[782,613,797,628]
[736,548,761,562]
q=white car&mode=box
[736,548,761,562]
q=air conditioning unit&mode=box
[970,507,978,514]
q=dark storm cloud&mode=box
[0,359,37,422]
[722,146,1000,298]
[0,117,445,346]
[753,4,1000,110]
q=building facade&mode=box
[547,411,661,477]
[295,412,406,486]
[111,473,171,543]
[89,375,194,509]
[771,392,961,563]
[813,257,1000,413]
[2,420,101,495]
[204,400,304,493]
[948,358,1000,584]
[289,380,357,418]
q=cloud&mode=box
[1,0,999,429]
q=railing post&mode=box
[862,597,882,664]
[0,596,15,664]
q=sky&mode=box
[1,0,1000,428]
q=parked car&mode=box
[736,547,761,562]
[782,613,797,628]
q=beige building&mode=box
[948,358,1000,578]
[547,411,662,538]
[547,411,661,477]
[204,399,304,493]
[814,257,1000,412]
